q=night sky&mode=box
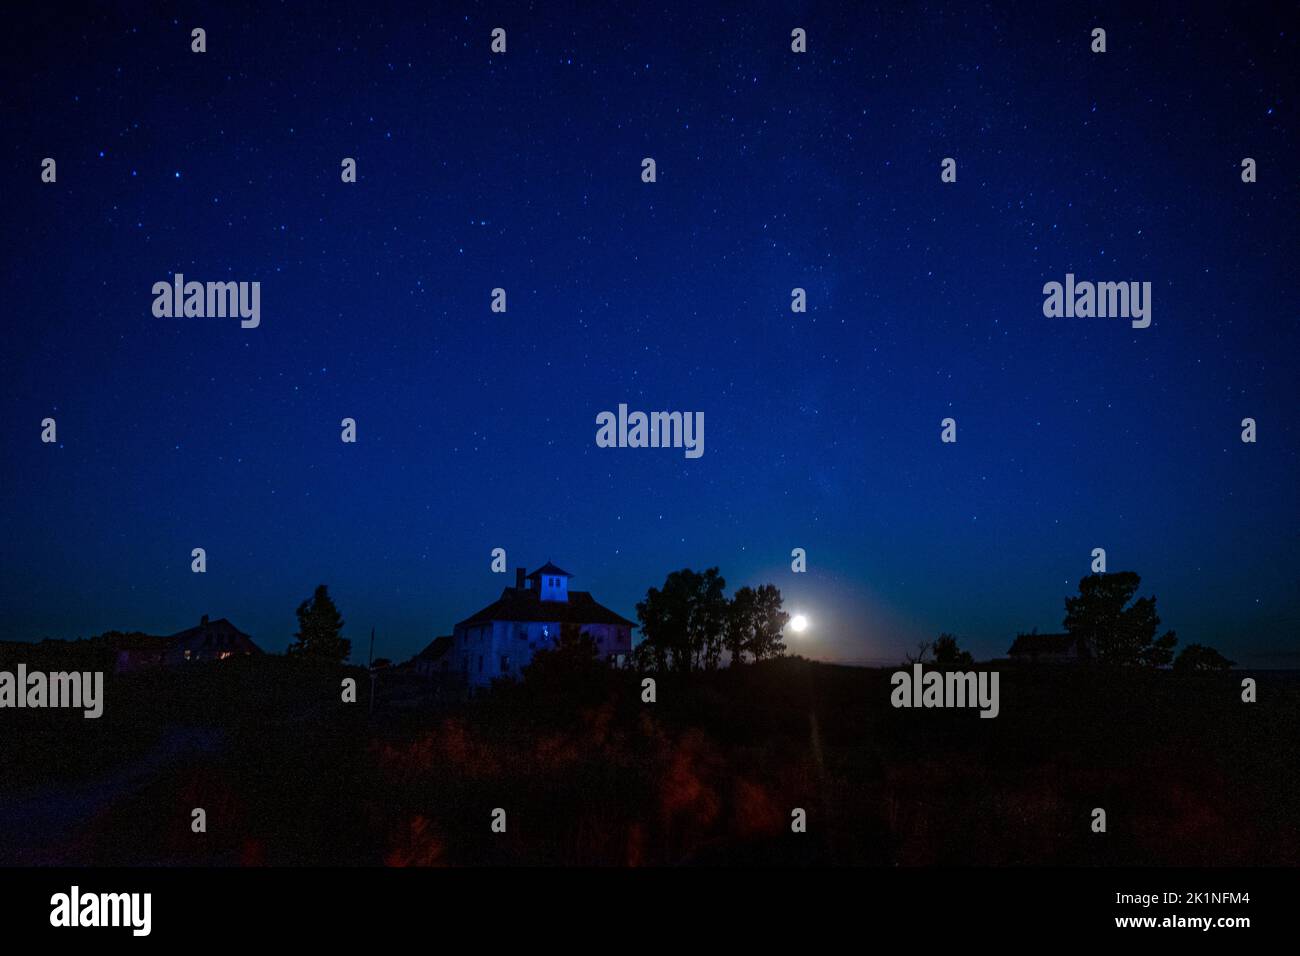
[3,3,1297,667]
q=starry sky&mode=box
[2,2,1297,667]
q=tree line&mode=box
[288,569,1237,675]
[912,571,1235,672]
[1062,570,1234,671]
[630,568,789,672]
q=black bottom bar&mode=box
[2,865,1292,943]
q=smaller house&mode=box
[114,615,263,673]
[167,616,262,665]
[414,635,454,677]
[1006,632,1090,664]
[112,633,172,673]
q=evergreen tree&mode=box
[288,584,351,662]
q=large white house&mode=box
[419,562,635,689]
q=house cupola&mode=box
[526,561,572,602]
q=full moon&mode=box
[789,614,809,633]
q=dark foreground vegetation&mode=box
[1,656,1295,866]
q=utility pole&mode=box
[367,626,377,718]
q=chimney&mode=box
[515,568,526,590]
[201,614,209,626]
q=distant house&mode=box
[114,615,263,673]
[111,633,171,673]
[1006,632,1090,664]
[413,635,454,677]
[446,562,635,689]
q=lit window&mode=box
[184,649,191,661]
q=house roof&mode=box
[455,587,634,629]
[526,561,572,580]
[168,618,263,653]
[109,618,263,655]
[416,635,454,661]
[167,617,247,640]
[111,633,172,652]
[1007,632,1075,655]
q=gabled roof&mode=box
[1007,632,1075,655]
[109,618,263,656]
[456,587,634,629]
[167,617,247,640]
[526,561,572,580]
[111,633,171,652]
[167,618,263,653]
[416,635,454,661]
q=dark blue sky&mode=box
[3,3,1297,667]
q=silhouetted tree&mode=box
[745,584,789,661]
[1141,629,1179,668]
[1063,572,1176,667]
[724,586,756,666]
[1173,643,1236,673]
[722,584,788,665]
[903,641,932,665]
[636,568,727,672]
[697,577,729,670]
[629,637,659,672]
[635,581,677,672]
[288,584,351,662]
[931,633,974,666]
